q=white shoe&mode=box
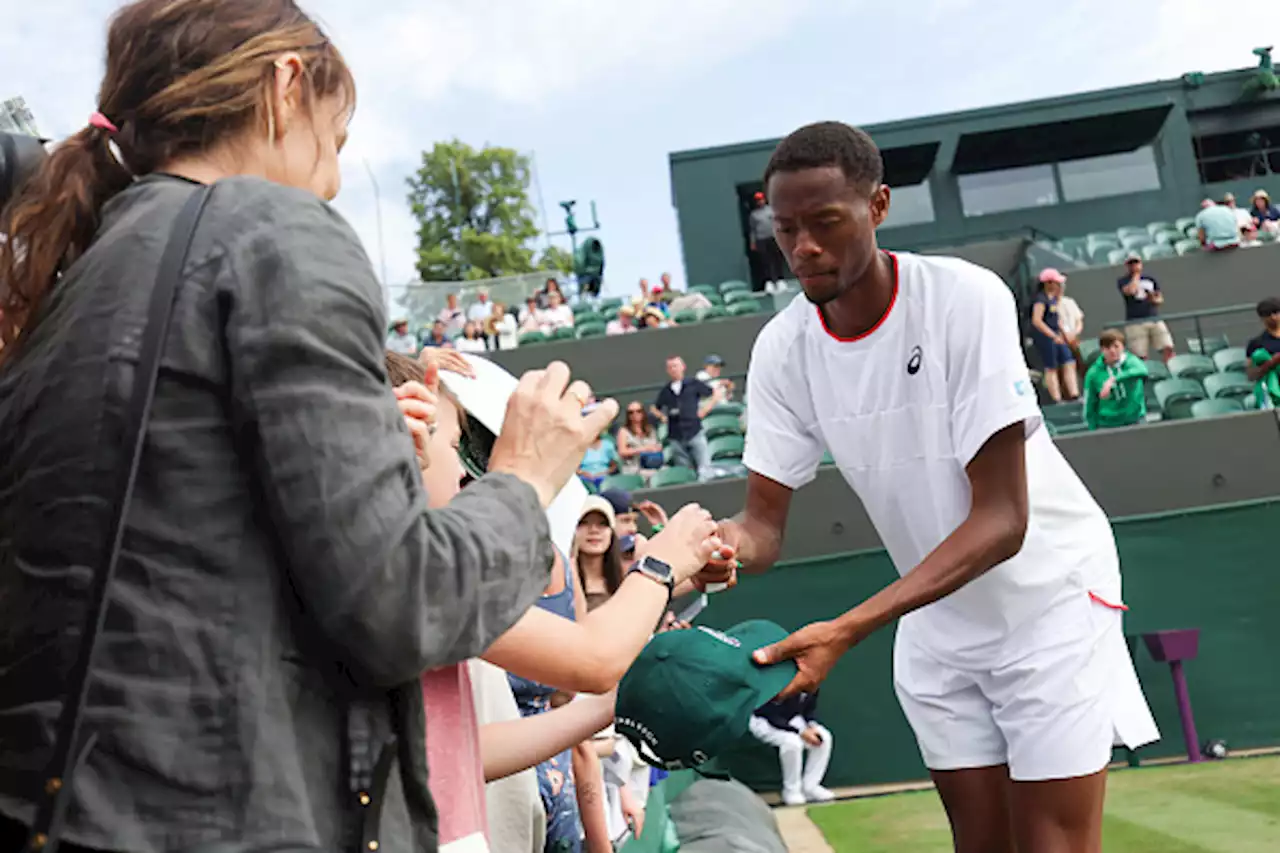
[804,786,836,803]
[781,789,806,807]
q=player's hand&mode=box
[419,346,476,378]
[800,727,823,747]
[752,620,852,700]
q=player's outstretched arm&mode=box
[720,471,795,574]
[755,424,1028,698]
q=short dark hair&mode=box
[1099,329,1126,348]
[1257,297,1280,317]
[763,121,884,192]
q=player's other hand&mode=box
[644,503,720,586]
[752,619,852,700]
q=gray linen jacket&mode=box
[0,175,553,852]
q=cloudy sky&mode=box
[3,1,1275,300]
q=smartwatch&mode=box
[628,555,674,601]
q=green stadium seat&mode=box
[1213,347,1248,374]
[820,450,836,466]
[1121,234,1152,251]
[701,304,728,320]
[727,301,763,317]
[1168,353,1216,380]
[702,414,743,440]
[576,322,606,339]
[1152,229,1182,246]
[1145,221,1175,238]
[602,473,645,493]
[574,311,604,326]
[722,289,758,305]
[553,326,576,340]
[689,285,718,301]
[598,297,623,313]
[1116,226,1148,240]
[571,302,596,316]
[1173,216,1196,236]
[1107,248,1129,266]
[1059,237,1088,261]
[1079,338,1101,367]
[707,462,748,481]
[519,330,548,345]
[657,422,669,443]
[1190,398,1244,419]
[1174,239,1201,256]
[1144,359,1171,381]
[1181,221,1199,238]
[1154,378,1206,420]
[719,280,751,295]
[1202,372,1253,402]
[710,402,745,418]
[649,466,698,488]
[1186,335,1229,357]
[1086,231,1119,246]
[1043,400,1085,428]
[708,435,745,461]
[672,310,700,325]
[1258,229,1278,243]
[1141,244,1175,261]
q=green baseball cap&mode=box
[614,619,797,771]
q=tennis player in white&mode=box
[713,122,1159,853]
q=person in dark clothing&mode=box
[749,692,835,806]
[1245,297,1280,408]
[748,192,787,291]
[0,3,617,851]
[650,356,716,480]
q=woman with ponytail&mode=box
[0,2,620,852]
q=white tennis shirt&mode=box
[744,252,1120,664]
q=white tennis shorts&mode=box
[893,588,1160,782]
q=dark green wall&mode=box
[670,70,1280,288]
[703,500,1280,790]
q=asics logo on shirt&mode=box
[907,346,923,375]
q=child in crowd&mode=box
[1083,329,1149,430]
[384,352,731,851]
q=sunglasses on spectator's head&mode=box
[457,414,496,486]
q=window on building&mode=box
[1193,125,1280,184]
[880,180,935,229]
[958,165,1058,217]
[1058,146,1161,202]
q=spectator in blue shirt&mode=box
[578,434,620,490]
[1195,198,1242,251]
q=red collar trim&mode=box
[816,252,899,343]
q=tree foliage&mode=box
[406,140,541,282]
[537,244,575,275]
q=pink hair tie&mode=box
[88,111,118,134]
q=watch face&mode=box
[640,556,673,582]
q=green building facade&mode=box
[669,61,1280,287]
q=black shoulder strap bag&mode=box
[24,185,214,853]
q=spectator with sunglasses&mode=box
[615,401,664,481]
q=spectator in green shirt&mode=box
[1084,329,1149,430]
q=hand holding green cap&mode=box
[614,620,798,771]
